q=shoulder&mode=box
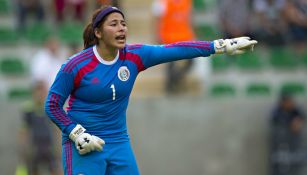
[122,44,147,57]
[126,44,144,51]
[120,44,146,72]
[62,47,94,73]
[121,44,149,57]
[124,44,157,55]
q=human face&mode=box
[96,12,127,49]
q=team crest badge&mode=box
[118,66,130,81]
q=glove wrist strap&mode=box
[213,39,226,54]
[69,124,86,142]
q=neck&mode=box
[96,44,118,61]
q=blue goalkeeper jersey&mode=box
[45,41,215,143]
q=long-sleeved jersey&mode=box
[45,41,215,143]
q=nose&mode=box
[118,24,126,31]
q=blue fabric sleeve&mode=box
[128,41,215,69]
[45,65,77,135]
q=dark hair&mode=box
[83,6,124,49]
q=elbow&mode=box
[44,94,53,117]
[44,98,50,117]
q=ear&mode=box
[94,29,102,39]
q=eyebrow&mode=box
[108,19,126,23]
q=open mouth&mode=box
[115,35,126,42]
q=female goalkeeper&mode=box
[45,5,257,175]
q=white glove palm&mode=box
[69,124,105,155]
[214,36,258,55]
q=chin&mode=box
[116,43,126,49]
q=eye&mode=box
[110,23,116,27]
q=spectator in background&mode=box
[16,0,45,33]
[252,0,288,46]
[152,0,195,94]
[283,0,307,55]
[270,92,305,175]
[54,0,86,23]
[218,0,252,38]
[97,0,121,9]
[19,81,58,175]
[30,36,65,89]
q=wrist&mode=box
[213,39,226,54]
[69,124,86,142]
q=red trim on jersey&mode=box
[66,54,93,73]
[127,44,143,50]
[50,93,71,126]
[74,58,99,88]
[64,141,72,175]
[66,95,76,112]
[119,51,145,72]
[165,41,212,50]
[64,51,94,73]
[63,49,93,72]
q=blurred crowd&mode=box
[15,0,121,30]
[151,0,307,94]
[217,0,307,54]
[4,0,306,51]
[10,0,307,50]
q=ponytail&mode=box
[83,23,97,49]
[82,7,105,50]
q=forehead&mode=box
[105,12,125,22]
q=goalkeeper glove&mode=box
[214,36,258,55]
[69,124,105,155]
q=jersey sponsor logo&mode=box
[118,66,130,81]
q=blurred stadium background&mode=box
[0,0,306,175]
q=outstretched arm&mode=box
[129,37,257,70]
[130,41,214,69]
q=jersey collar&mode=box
[93,45,119,65]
